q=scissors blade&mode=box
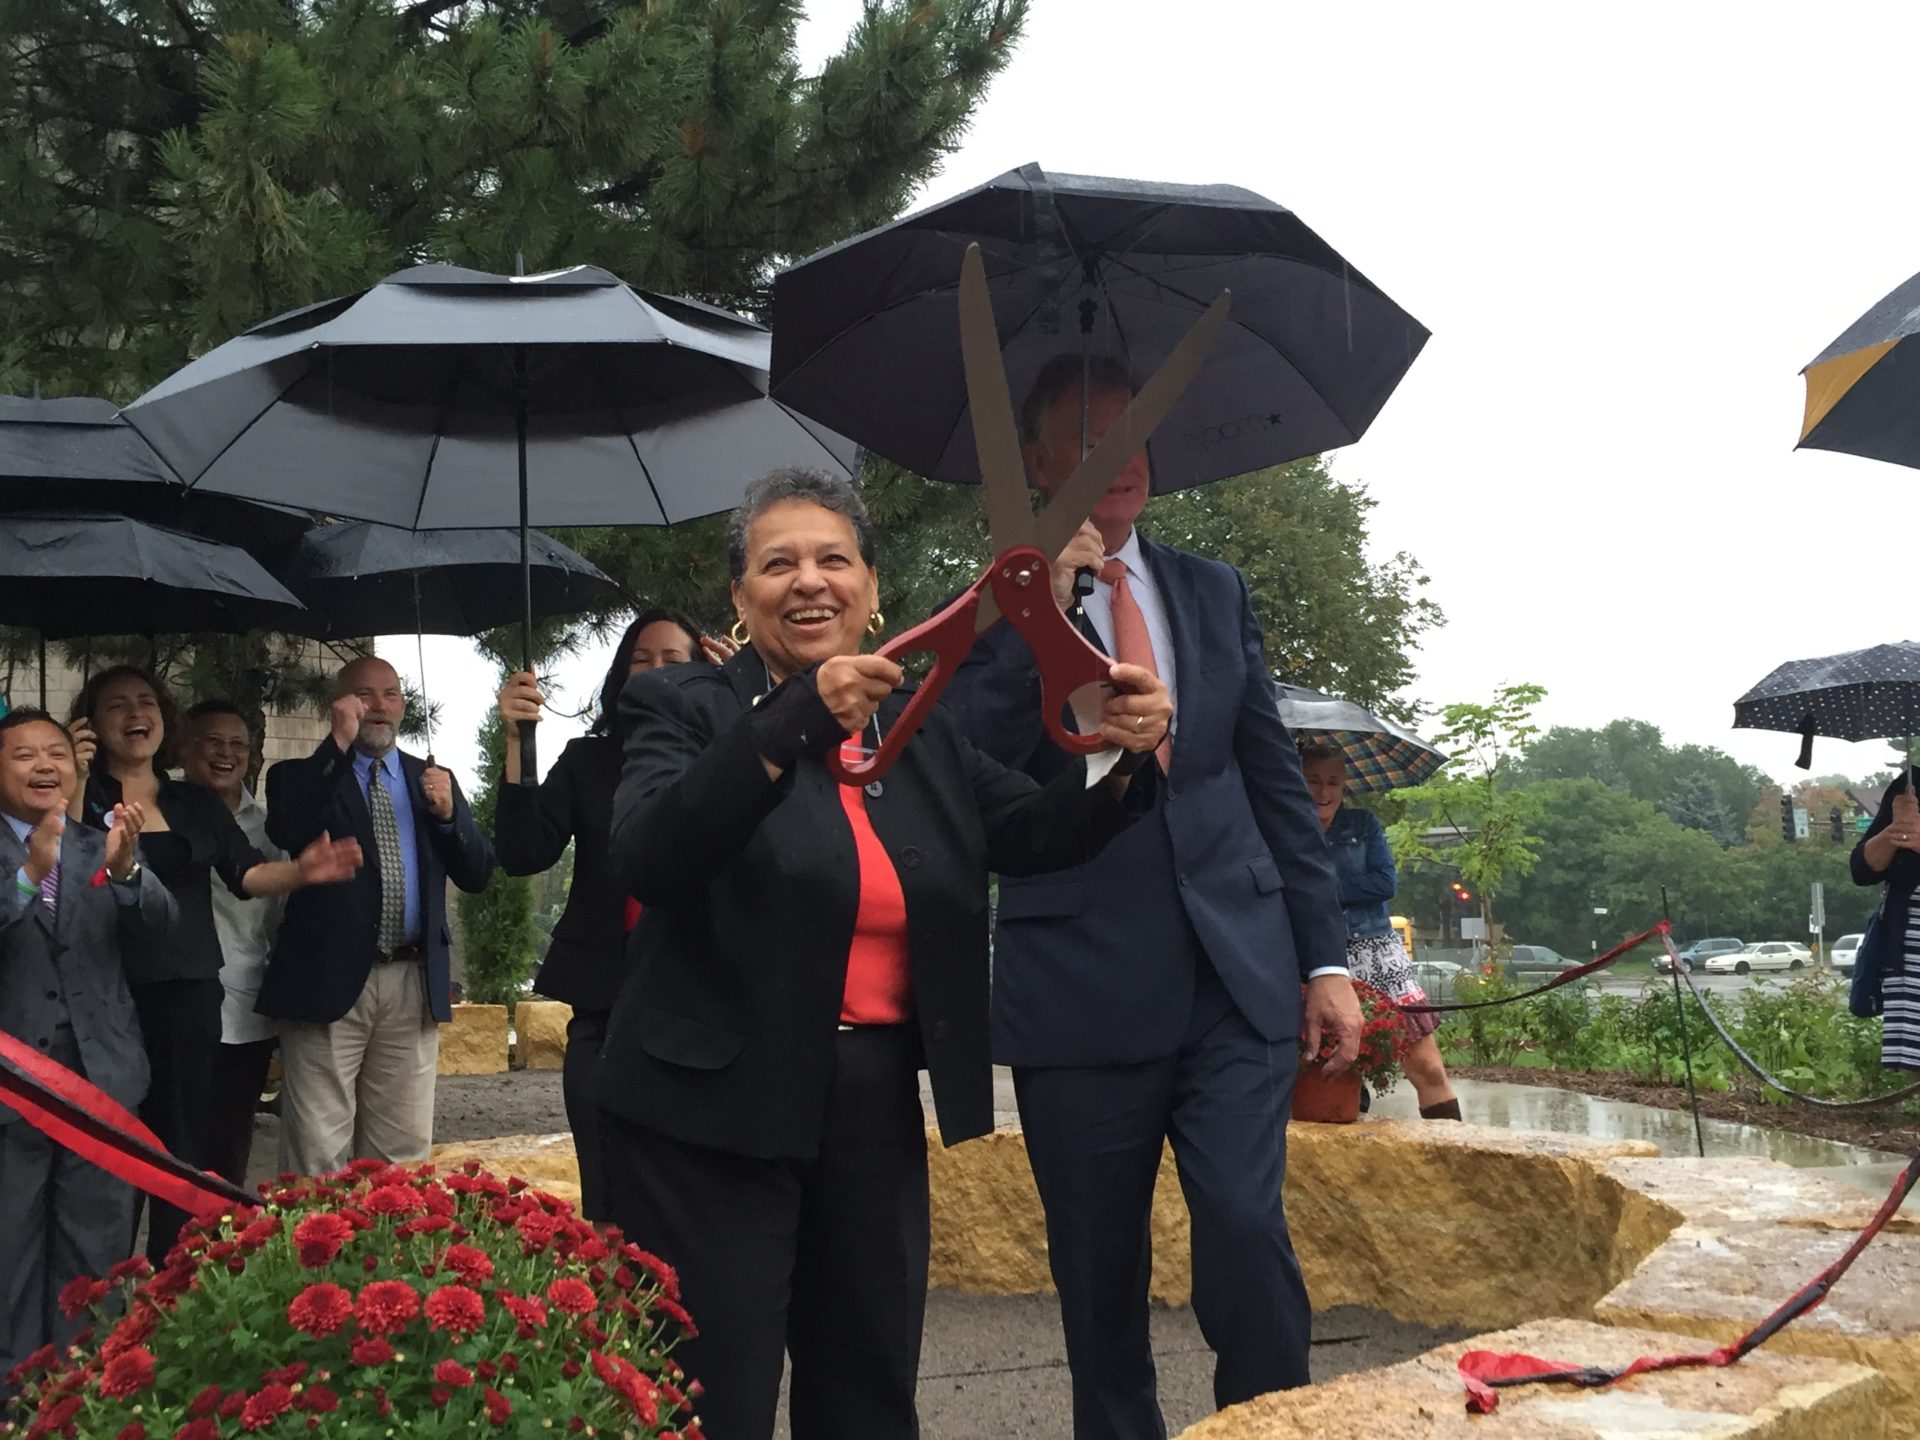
[1032,291,1232,562]
[959,243,1039,559]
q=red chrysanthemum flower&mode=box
[58,1275,110,1319]
[657,1295,699,1337]
[297,1384,339,1415]
[354,1279,420,1336]
[515,1209,561,1253]
[443,1243,493,1285]
[292,1212,354,1268]
[500,1292,548,1329]
[240,1383,294,1432]
[218,1391,247,1419]
[424,1283,486,1336]
[97,1345,155,1398]
[262,1362,308,1387]
[236,1216,282,1251]
[108,1256,153,1284]
[430,1385,452,1408]
[189,1384,224,1417]
[115,1423,146,1440]
[363,1184,422,1218]
[545,1277,596,1316]
[173,1420,220,1440]
[349,1336,394,1367]
[433,1359,474,1388]
[287,1282,353,1338]
[483,1386,512,1425]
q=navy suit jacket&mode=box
[259,739,495,1025]
[942,534,1348,1066]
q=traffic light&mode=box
[1780,794,1795,842]
[1831,807,1845,843]
[1449,881,1473,906]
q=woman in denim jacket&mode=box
[1301,744,1460,1120]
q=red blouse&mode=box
[835,741,912,1025]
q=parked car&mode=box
[1505,943,1582,976]
[1411,959,1466,997]
[1832,934,1864,973]
[1702,941,1812,975]
[1655,936,1745,974]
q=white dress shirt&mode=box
[1083,531,1346,983]
[211,788,285,1044]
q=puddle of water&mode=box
[1369,1079,1912,1206]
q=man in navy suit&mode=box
[943,355,1363,1438]
[261,657,494,1176]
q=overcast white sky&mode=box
[392,1,1920,795]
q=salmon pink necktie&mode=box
[1099,558,1171,773]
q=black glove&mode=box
[745,666,845,770]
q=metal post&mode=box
[1663,886,1707,1158]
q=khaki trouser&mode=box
[277,962,438,1178]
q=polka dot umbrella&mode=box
[1732,640,1920,779]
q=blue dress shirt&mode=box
[351,749,420,944]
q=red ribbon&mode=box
[0,1026,252,1219]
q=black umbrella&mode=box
[1733,641,1920,775]
[1274,683,1447,793]
[122,262,855,779]
[0,512,307,640]
[0,395,310,552]
[1798,270,1920,469]
[770,162,1429,491]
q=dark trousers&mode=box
[0,1036,136,1381]
[602,1026,929,1440]
[204,1037,276,1188]
[129,978,223,1265]
[1013,958,1311,1440]
[561,1008,610,1220]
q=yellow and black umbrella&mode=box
[1799,270,1920,466]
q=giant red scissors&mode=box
[827,243,1228,786]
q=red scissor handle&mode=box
[826,546,1117,785]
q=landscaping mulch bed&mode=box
[1449,1065,1920,1155]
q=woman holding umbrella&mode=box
[1301,743,1460,1120]
[1850,776,1920,1069]
[67,665,362,1259]
[491,609,728,1220]
[596,468,1171,1440]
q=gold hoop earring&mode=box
[867,610,886,636]
[730,619,750,646]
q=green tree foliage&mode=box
[1143,458,1442,722]
[1512,718,1768,846]
[1388,683,1547,931]
[455,691,542,1004]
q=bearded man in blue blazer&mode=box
[943,355,1363,1439]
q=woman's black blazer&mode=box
[493,735,628,1013]
[593,647,1155,1160]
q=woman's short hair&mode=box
[724,467,875,583]
[591,608,707,738]
[1296,741,1344,768]
[70,664,181,772]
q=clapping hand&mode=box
[420,765,455,822]
[104,802,144,881]
[297,831,364,886]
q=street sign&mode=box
[1459,917,1487,941]
[1858,815,1873,835]
[1811,881,1825,928]
[1793,806,1810,840]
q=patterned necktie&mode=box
[1100,558,1172,773]
[38,856,58,921]
[366,765,408,952]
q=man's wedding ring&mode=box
[1133,716,1145,732]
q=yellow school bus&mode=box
[1390,915,1414,960]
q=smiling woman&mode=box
[66,665,363,1262]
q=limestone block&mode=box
[514,1000,573,1071]
[430,1131,581,1209]
[437,1003,508,1075]
[1176,1317,1884,1440]
[1600,1155,1920,1235]
[1597,1222,1920,1439]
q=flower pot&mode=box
[1291,1065,1362,1124]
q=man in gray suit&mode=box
[0,707,173,1379]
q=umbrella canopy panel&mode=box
[121,265,846,529]
[1273,682,1448,793]
[0,395,310,551]
[1733,641,1920,743]
[0,512,307,638]
[1798,267,1920,469]
[276,521,624,640]
[771,163,1429,491]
